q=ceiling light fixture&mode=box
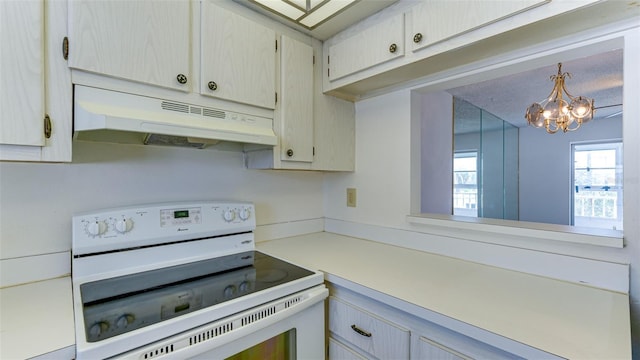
[525,63,595,134]
[251,0,357,29]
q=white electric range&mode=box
[71,201,327,359]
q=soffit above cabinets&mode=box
[233,0,399,40]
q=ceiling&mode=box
[449,49,623,132]
[234,0,399,40]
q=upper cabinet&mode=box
[246,38,355,171]
[201,1,276,109]
[0,0,72,162]
[328,13,404,82]
[409,0,548,52]
[278,35,314,163]
[321,0,627,99]
[1,0,44,148]
[68,0,191,92]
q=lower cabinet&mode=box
[326,284,538,360]
[328,297,410,359]
[415,336,472,360]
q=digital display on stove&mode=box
[79,251,315,343]
[174,210,189,218]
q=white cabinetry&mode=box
[328,13,404,81]
[201,1,276,109]
[328,337,368,360]
[409,0,548,52]
[0,0,71,162]
[278,35,313,163]
[415,336,472,360]
[329,296,410,359]
[68,0,190,92]
[246,39,354,171]
[327,284,536,360]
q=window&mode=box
[572,142,623,230]
[453,152,478,217]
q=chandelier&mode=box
[525,63,595,134]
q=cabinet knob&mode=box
[389,43,398,53]
[413,33,423,43]
[286,149,294,157]
[176,73,188,84]
[208,81,218,91]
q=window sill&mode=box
[407,214,623,248]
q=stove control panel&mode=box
[72,201,255,256]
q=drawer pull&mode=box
[351,324,372,337]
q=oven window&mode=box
[226,328,296,360]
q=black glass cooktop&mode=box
[80,251,314,342]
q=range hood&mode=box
[73,85,277,149]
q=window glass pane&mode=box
[572,141,622,230]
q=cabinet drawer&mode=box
[329,297,410,359]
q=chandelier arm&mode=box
[566,122,582,132]
[560,80,578,101]
[545,119,561,134]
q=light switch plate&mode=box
[347,188,356,207]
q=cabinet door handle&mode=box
[351,324,372,337]
[286,149,294,157]
[44,114,52,139]
[413,33,423,43]
[389,43,397,53]
[208,81,218,91]
[176,73,188,84]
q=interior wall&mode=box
[0,141,325,260]
[421,91,453,214]
[519,117,622,225]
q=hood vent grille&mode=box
[161,101,227,120]
[160,101,189,113]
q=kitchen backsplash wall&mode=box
[0,141,324,260]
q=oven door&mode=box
[117,285,327,360]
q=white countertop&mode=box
[257,232,631,359]
[0,277,75,359]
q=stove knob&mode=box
[116,314,135,328]
[238,208,251,221]
[89,321,109,337]
[86,220,107,237]
[239,281,250,293]
[224,285,237,298]
[115,218,134,234]
[223,209,236,222]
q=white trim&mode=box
[325,219,629,293]
[255,218,324,242]
[407,215,623,248]
[0,252,71,288]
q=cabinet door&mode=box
[0,0,44,147]
[410,0,548,52]
[279,35,313,163]
[328,337,368,360]
[328,13,404,81]
[416,336,473,360]
[201,1,276,109]
[68,0,190,91]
